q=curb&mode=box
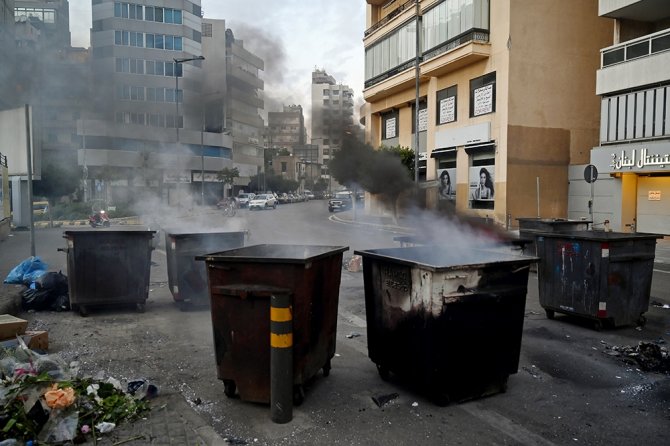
[329,213,413,234]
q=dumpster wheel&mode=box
[136,302,146,313]
[376,364,390,381]
[636,315,647,327]
[223,380,236,398]
[323,359,331,377]
[293,385,305,406]
[545,309,555,320]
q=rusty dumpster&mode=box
[197,244,348,405]
[164,230,246,309]
[354,245,537,405]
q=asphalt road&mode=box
[7,200,670,445]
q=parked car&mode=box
[278,193,290,204]
[249,193,277,210]
[328,191,352,212]
[304,190,315,200]
[237,193,255,208]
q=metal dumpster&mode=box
[197,244,348,405]
[354,246,537,405]
[165,230,246,309]
[517,218,591,257]
[536,231,662,329]
[62,228,156,316]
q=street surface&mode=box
[3,200,669,445]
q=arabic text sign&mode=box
[610,148,670,171]
[439,97,455,124]
[648,191,661,201]
[473,84,493,117]
[385,117,397,139]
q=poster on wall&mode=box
[439,96,456,124]
[418,108,428,132]
[469,166,495,201]
[437,168,456,200]
[385,117,397,139]
[473,84,493,116]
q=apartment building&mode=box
[80,0,233,205]
[202,21,265,194]
[574,0,670,234]
[267,104,306,151]
[311,69,354,178]
[362,0,611,225]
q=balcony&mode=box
[599,0,670,21]
[597,28,670,95]
[365,0,416,37]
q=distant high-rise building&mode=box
[0,0,16,109]
[203,21,265,193]
[79,0,233,206]
[267,104,305,151]
[311,69,354,185]
[14,0,70,48]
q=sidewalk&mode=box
[0,229,225,446]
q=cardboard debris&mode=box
[0,314,28,340]
[0,330,49,351]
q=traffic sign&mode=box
[584,164,598,183]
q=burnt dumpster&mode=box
[62,228,156,316]
[197,244,348,409]
[164,230,246,309]
[536,231,662,329]
[354,246,537,405]
[517,218,591,257]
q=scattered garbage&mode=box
[346,332,361,339]
[601,341,669,373]
[0,337,153,443]
[372,392,399,408]
[345,255,362,272]
[650,300,670,309]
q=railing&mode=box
[364,29,490,89]
[364,0,417,37]
[601,28,670,68]
[0,152,7,168]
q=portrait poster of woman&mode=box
[469,166,495,201]
[437,168,456,200]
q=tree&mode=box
[217,167,239,198]
[33,162,82,206]
[329,134,415,223]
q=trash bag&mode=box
[3,256,48,285]
[21,288,70,312]
[21,271,69,311]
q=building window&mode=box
[437,85,457,124]
[281,162,287,173]
[365,20,416,84]
[470,72,496,117]
[203,23,213,37]
[423,0,490,52]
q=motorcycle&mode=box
[89,210,111,228]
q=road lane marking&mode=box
[460,403,558,446]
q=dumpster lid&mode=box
[196,244,349,264]
[535,231,663,242]
[354,246,537,271]
[64,227,156,236]
[516,217,592,223]
[165,229,248,239]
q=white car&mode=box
[237,193,255,208]
[248,193,277,210]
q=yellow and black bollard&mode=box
[270,292,293,423]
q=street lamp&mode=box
[173,56,205,142]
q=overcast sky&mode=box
[69,0,367,124]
